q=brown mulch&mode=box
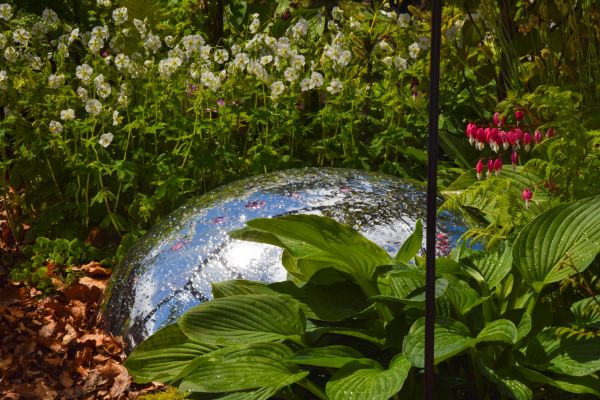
[0,259,164,399]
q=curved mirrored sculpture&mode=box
[102,168,466,349]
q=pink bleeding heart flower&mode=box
[546,127,554,138]
[487,159,494,178]
[476,159,484,180]
[507,130,516,146]
[500,131,509,149]
[523,131,532,151]
[515,110,524,123]
[493,158,503,176]
[514,128,523,146]
[534,130,542,143]
[521,187,533,208]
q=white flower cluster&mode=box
[300,71,324,92]
[181,35,204,53]
[60,109,76,121]
[323,42,351,68]
[144,32,161,54]
[48,74,65,89]
[249,13,260,34]
[88,25,109,53]
[94,74,112,98]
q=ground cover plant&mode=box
[1,0,599,398]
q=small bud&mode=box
[534,130,542,143]
[523,131,531,151]
[476,159,484,180]
[493,112,500,126]
[546,127,554,138]
[522,187,533,208]
[511,150,518,170]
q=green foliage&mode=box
[126,204,600,399]
[10,236,98,292]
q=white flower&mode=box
[112,7,128,25]
[181,34,204,53]
[88,36,104,53]
[0,3,12,21]
[97,82,111,98]
[24,53,42,70]
[60,109,76,121]
[76,64,93,82]
[85,99,103,115]
[99,132,113,148]
[284,67,298,83]
[92,25,109,40]
[300,78,311,92]
[97,0,111,7]
[213,48,229,64]
[158,56,182,78]
[112,110,121,126]
[144,33,161,53]
[231,52,249,70]
[77,87,88,101]
[408,42,420,59]
[332,6,344,21]
[200,45,211,61]
[260,55,272,65]
[418,36,430,50]
[42,9,59,26]
[48,74,65,89]
[397,13,410,28]
[13,29,30,46]
[219,69,227,81]
[49,120,63,134]
[201,70,220,91]
[309,71,323,88]
[326,79,343,94]
[93,74,105,88]
[0,70,7,90]
[382,56,393,67]
[249,14,260,34]
[270,80,284,99]
[324,43,351,68]
[394,56,408,71]
[289,19,308,41]
[164,35,175,47]
[378,40,393,53]
[0,33,6,50]
[57,42,69,58]
[4,46,19,63]
[291,54,305,70]
[349,17,361,31]
[114,53,130,70]
[69,28,79,43]
[133,19,146,38]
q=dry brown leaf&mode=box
[78,332,104,347]
[81,262,112,278]
[62,323,77,345]
[39,320,57,338]
[59,371,73,389]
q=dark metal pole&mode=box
[425,0,442,399]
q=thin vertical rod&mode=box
[425,0,442,399]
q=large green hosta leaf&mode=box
[325,355,412,400]
[470,245,513,290]
[179,294,305,346]
[288,345,364,368]
[513,196,600,291]
[516,366,600,397]
[230,215,392,282]
[525,328,600,377]
[124,324,218,383]
[403,317,517,368]
[177,343,308,393]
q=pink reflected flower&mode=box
[245,200,266,209]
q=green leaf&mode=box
[477,359,532,400]
[516,312,532,342]
[571,297,600,329]
[230,215,392,282]
[404,318,517,368]
[470,245,513,290]
[212,280,277,298]
[394,219,422,263]
[443,276,488,316]
[125,324,218,384]
[179,294,305,346]
[373,278,447,307]
[516,366,600,397]
[326,355,412,400]
[269,280,368,321]
[513,196,600,291]
[403,317,472,368]
[288,346,364,368]
[177,343,308,393]
[476,319,517,345]
[213,386,279,400]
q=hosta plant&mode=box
[125,196,600,399]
